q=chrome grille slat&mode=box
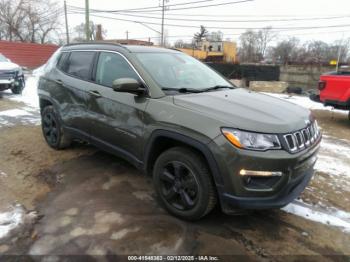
[283,121,320,153]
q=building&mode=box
[0,40,59,69]
[178,41,237,63]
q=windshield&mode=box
[0,54,8,62]
[135,52,233,91]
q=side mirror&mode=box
[112,78,145,95]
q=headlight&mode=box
[222,128,281,151]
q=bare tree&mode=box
[256,27,277,58]
[238,30,259,63]
[72,21,107,42]
[271,37,300,64]
[0,0,62,43]
[174,39,184,48]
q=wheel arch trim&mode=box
[143,129,224,186]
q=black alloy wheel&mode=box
[41,106,71,149]
[159,161,199,211]
[42,111,58,145]
[153,147,217,220]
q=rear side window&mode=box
[43,47,62,74]
[57,52,70,72]
[95,52,139,87]
[66,51,95,81]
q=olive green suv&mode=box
[38,43,321,220]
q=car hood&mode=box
[173,88,312,134]
[0,62,20,71]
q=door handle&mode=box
[88,90,102,98]
[55,79,64,86]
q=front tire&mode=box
[153,147,217,220]
[41,106,71,149]
[11,85,23,94]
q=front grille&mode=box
[282,121,321,153]
[0,70,16,80]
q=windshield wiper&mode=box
[202,85,234,92]
[161,87,204,93]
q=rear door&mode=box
[55,51,97,136]
[87,51,149,161]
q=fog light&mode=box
[239,169,283,177]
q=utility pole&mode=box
[336,35,344,72]
[336,45,342,72]
[85,0,90,41]
[160,0,165,46]
[126,30,129,40]
[64,0,70,44]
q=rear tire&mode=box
[153,147,217,220]
[41,106,71,149]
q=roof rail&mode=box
[63,41,128,50]
[168,47,182,52]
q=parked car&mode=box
[38,43,321,220]
[317,70,350,119]
[0,53,25,94]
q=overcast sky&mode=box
[65,0,350,44]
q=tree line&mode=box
[238,28,350,65]
[174,25,350,65]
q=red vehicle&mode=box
[317,70,350,119]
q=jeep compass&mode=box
[38,43,321,220]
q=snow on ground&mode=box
[0,70,42,127]
[266,93,350,232]
[0,205,25,239]
[282,200,350,233]
[264,93,348,115]
[9,74,40,108]
[315,136,350,177]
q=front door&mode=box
[87,51,149,162]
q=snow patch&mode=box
[0,109,32,117]
[0,205,25,239]
[315,136,350,177]
[0,108,40,127]
[10,76,39,108]
[264,93,347,114]
[282,200,350,233]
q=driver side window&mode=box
[95,52,139,88]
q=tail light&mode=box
[318,80,326,90]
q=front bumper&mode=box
[0,71,24,90]
[208,134,321,212]
[0,79,15,85]
[221,165,314,210]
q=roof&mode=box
[63,42,180,54]
[0,40,59,69]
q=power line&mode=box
[101,12,350,23]
[135,12,350,18]
[67,0,214,13]
[68,11,350,31]
[68,0,254,13]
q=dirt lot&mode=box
[1,87,350,261]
